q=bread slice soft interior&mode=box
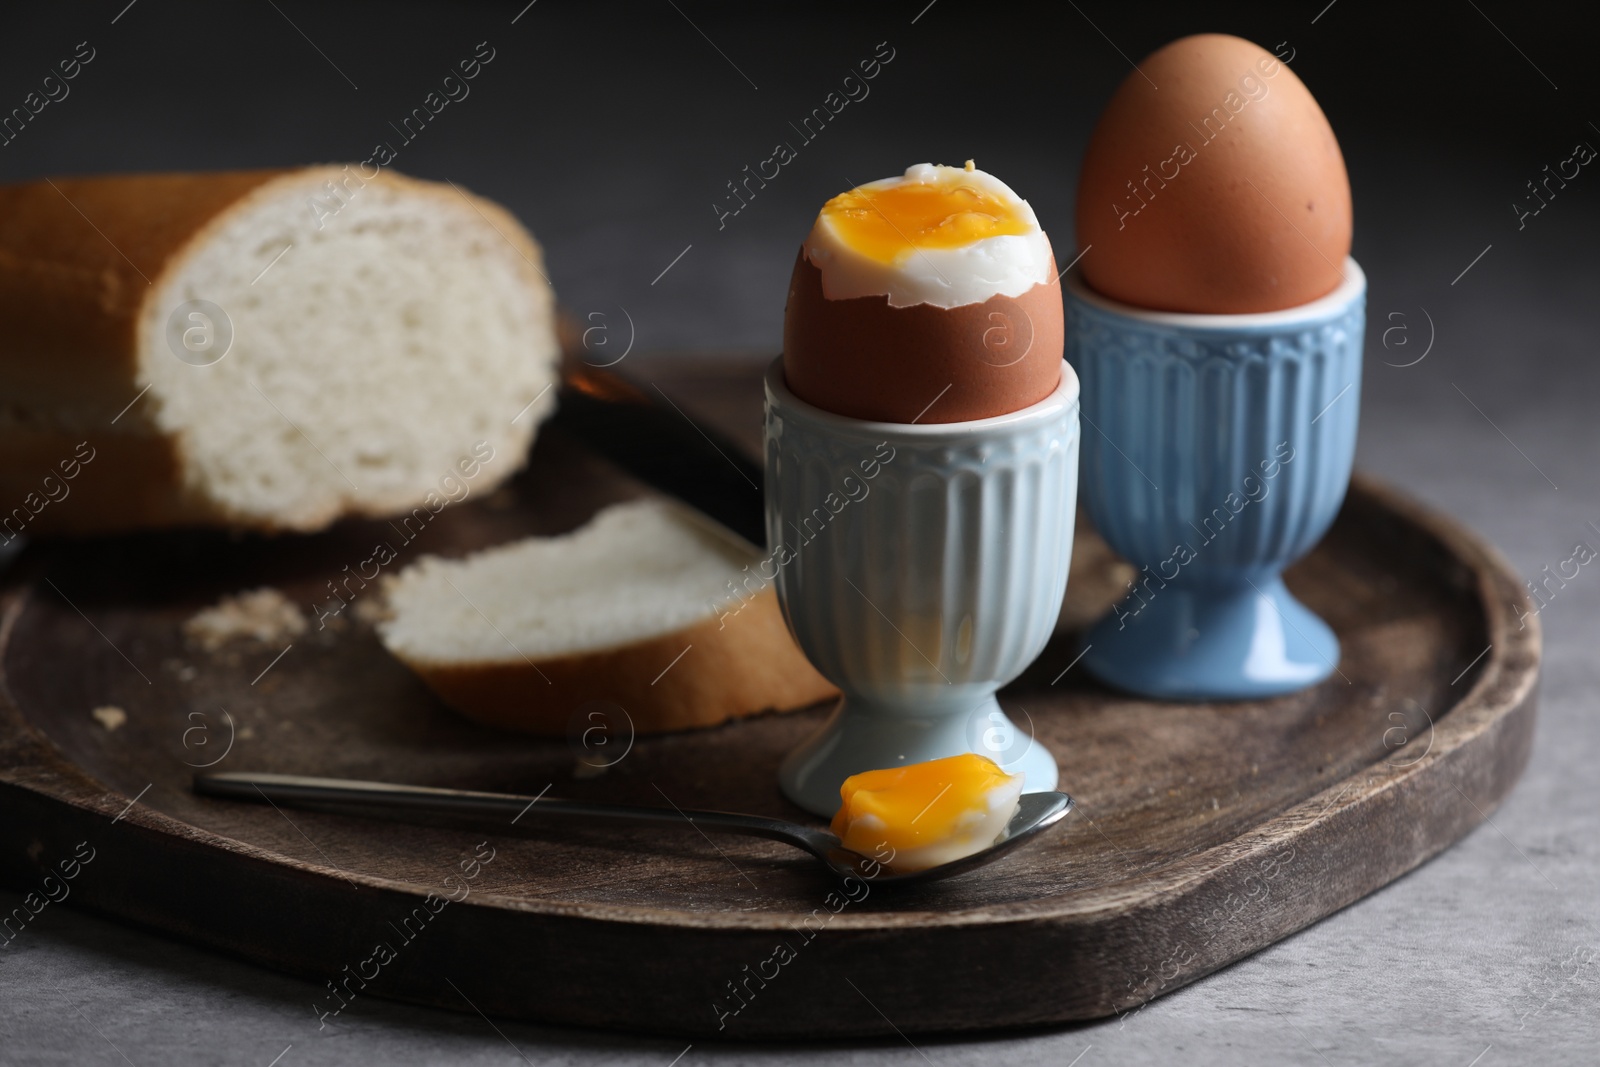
[378,499,836,736]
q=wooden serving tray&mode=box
[0,358,1538,1040]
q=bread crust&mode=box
[0,167,553,536]
[393,585,838,736]
[0,425,201,538]
[0,169,289,416]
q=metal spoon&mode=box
[193,771,1072,887]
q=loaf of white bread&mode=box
[3,168,828,735]
[378,500,837,735]
[0,166,558,535]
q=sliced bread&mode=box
[0,166,558,536]
[377,499,837,735]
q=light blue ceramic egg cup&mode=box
[1066,259,1365,701]
[765,359,1081,816]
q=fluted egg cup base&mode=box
[1082,574,1338,701]
[778,695,1059,818]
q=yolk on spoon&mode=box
[821,178,1032,265]
[831,752,1024,872]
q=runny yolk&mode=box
[830,752,1020,858]
[820,179,1031,265]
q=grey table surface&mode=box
[2,2,1598,1064]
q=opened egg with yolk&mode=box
[783,163,1064,424]
[830,752,1024,872]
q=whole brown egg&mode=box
[1075,34,1352,313]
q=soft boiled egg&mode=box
[783,163,1063,424]
[830,752,1024,872]
[1075,34,1352,313]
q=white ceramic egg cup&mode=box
[764,359,1080,817]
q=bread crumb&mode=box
[163,658,199,682]
[92,705,127,731]
[352,596,392,625]
[184,588,307,652]
[316,612,349,633]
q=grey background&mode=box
[2,1,1597,1064]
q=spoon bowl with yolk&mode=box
[830,753,1068,877]
[825,788,1074,884]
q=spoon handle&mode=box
[193,771,827,852]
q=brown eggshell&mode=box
[781,251,1063,424]
[1076,33,1352,313]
